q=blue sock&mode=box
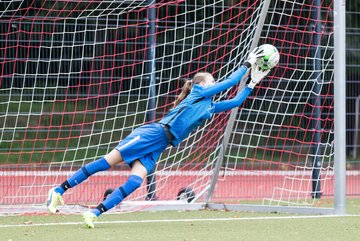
[92,175,143,216]
[55,157,111,195]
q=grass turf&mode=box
[1,199,360,241]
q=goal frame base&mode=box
[0,202,335,216]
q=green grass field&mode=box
[1,199,360,241]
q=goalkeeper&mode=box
[46,48,270,228]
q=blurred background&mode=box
[1,1,359,158]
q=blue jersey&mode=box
[159,65,252,146]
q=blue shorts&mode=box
[115,123,170,174]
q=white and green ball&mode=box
[255,44,280,70]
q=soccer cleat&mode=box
[46,187,64,214]
[82,211,97,228]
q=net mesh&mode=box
[0,0,347,214]
[220,0,336,205]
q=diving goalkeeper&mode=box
[46,48,269,228]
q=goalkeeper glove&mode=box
[244,47,265,66]
[247,64,270,89]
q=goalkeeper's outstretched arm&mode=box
[200,48,265,98]
[212,65,270,113]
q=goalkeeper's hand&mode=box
[247,64,270,89]
[245,47,265,66]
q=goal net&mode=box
[0,0,342,214]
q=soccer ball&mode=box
[255,44,280,70]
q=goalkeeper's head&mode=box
[173,72,214,107]
[193,72,215,87]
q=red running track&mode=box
[1,171,359,205]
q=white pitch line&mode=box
[0,214,359,228]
